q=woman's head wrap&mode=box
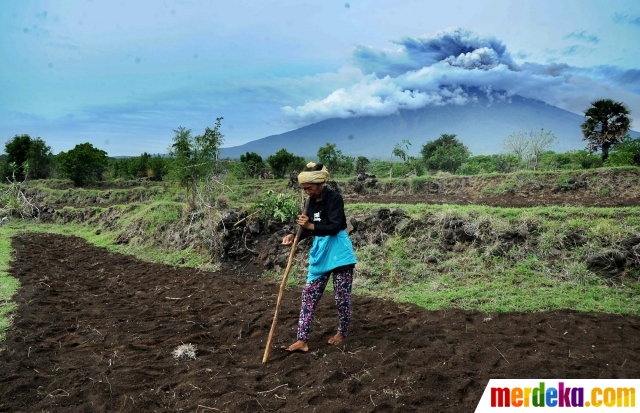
[298,162,329,184]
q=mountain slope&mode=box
[221,95,639,159]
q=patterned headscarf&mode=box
[297,162,329,184]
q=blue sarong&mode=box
[306,230,357,283]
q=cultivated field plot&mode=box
[1,233,639,412]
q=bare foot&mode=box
[328,334,345,345]
[281,340,309,352]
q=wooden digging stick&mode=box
[262,197,310,363]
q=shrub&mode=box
[255,190,300,222]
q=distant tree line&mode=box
[1,98,637,186]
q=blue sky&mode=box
[1,0,639,156]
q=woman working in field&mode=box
[281,163,357,353]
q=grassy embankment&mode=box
[1,170,640,343]
[0,231,19,343]
[347,202,640,313]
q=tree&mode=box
[239,152,265,179]
[421,134,456,160]
[3,135,31,181]
[168,117,225,203]
[266,149,305,178]
[107,158,125,180]
[405,156,424,176]
[390,139,411,178]
[130,152,152,178]
[503,131,531,164]
[428,145,470,173]
[503,129,557,170]
[355,156,370,174]
[3,134,52,180]
[57,143,109,186]
[148,154,169,180]
[26,138,53,179]
[581,99,632,162]
[421,134,470,173]
[169,126,194,195]
[317,143,341,175]
[0,154,6,179]
[528,129,557,170]
[317,143,354,176]
[338,155,355,176]
[149,154,169,181]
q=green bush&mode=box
[458,154,518,175]
[606,136,640,167]
[255,189,301,222]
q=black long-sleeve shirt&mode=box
[299,188,347,241]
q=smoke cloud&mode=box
[283,27,639,129]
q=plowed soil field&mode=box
[1,233,639,412]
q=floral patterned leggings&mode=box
[297,267,353,342]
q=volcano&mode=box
[221,94,639,159]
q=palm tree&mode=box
[581,99,632,162]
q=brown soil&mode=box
[2,233,639,412]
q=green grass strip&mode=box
[0,227,20,343]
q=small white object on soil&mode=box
[172,343,197,360]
